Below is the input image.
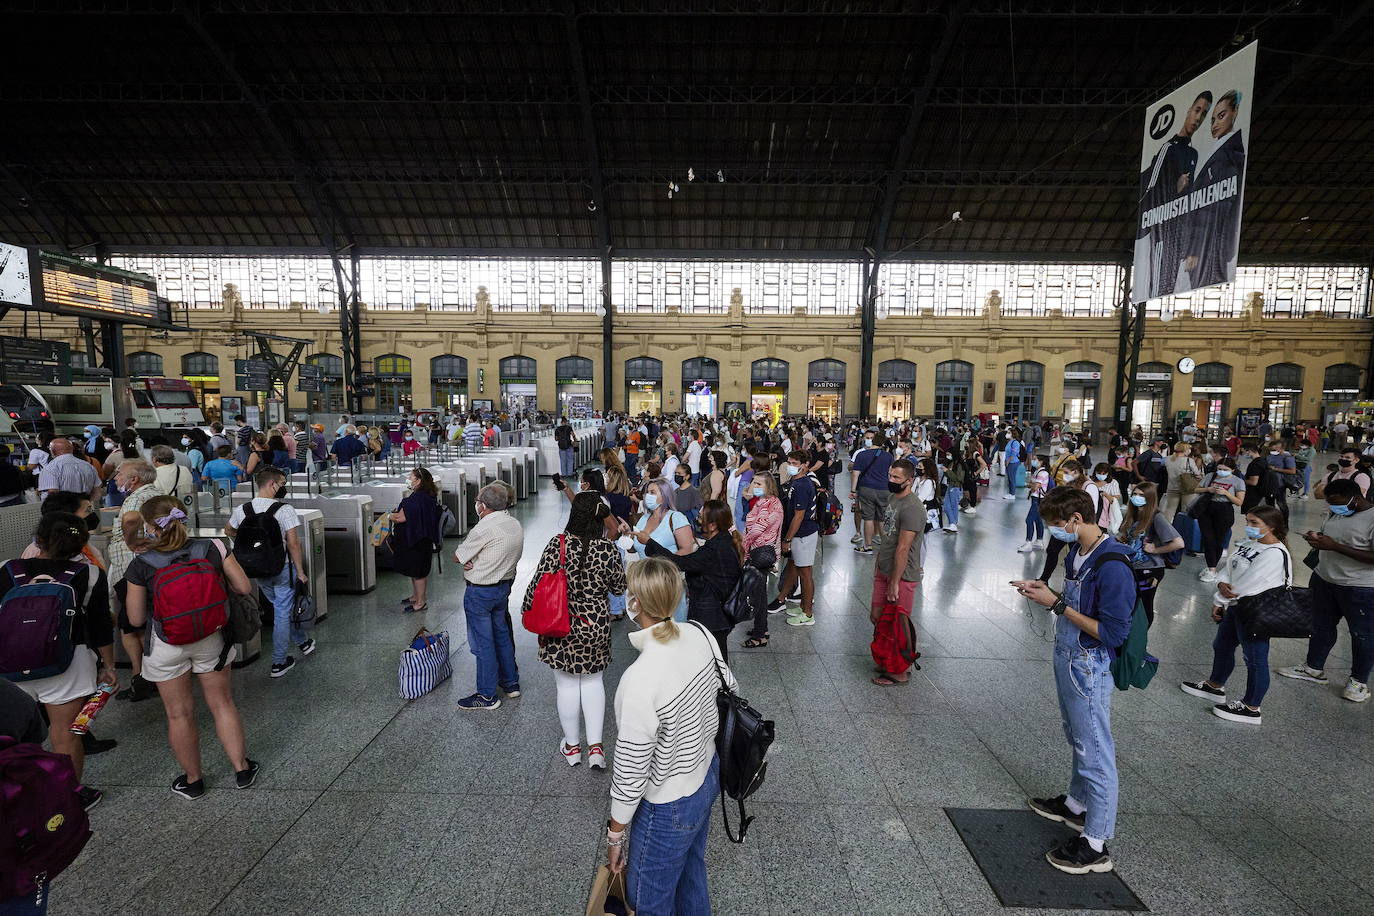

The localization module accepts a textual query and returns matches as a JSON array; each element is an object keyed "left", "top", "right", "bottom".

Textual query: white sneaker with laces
[
  {"left": 1343, "top": 678, "right": 1370, "bottom": 703},
  {"left": 943, "top": 525, "right": 958, "bottom": 533},
  {"left": 1277, "top": 664, "right": 1328, "bottom": 684},
  {"left": 964, "top": 507, "right": 978, "bottom": 516},
  {"left": 1002, "top": 494, "right": 1016, "bottom": 500},
  {"left": 1198, "top": 569, "right": 1218, "bottom": 583},
  {"left": 1017, "top": 541, "right": 1034, "bottom": 553}
]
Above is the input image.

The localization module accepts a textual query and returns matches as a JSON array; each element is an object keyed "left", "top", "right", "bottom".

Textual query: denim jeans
[
  {"left": 1025, "top": 496, "right": 1044, "bottom": 541},
  {"left": 1209, "top": 605, "right": 1271, "bottom": 706},
  {"left": 559, "top": 447, "right": 576, "bottom": 477},
  {"left": 463, "top": 580, "right": 519, "bottom": 697},
  {"left": 627, "top": 756, "right": 719, "bottom": 916},
  {"left": 1300, "top": 464, "right": 1312, "bottom": 496},
  {"left": 1307, "top": 573, "right": 1374, "bottom": 683},
  {"left": 942, "top": 485, "right": 962, "bottom": 527},
  {"left": 625, "top": 453, "right": 639, "bottom": 483},
  {"left": 1052, "top": 616, "right": 1118, "bottom": 842},
  {"left": 0, "top": 882, "right": 50, "bottom": 915},
  {"left": 1005, "top": 460, "right": 1020, "bottom": 495},
  {"left": 259, "top": 561, "right": 307, "bottom": 665}
]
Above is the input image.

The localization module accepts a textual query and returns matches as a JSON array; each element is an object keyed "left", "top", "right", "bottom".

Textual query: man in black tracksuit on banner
[{"left": 1138, "top": 91, "right": 1212, "bottom": 299}]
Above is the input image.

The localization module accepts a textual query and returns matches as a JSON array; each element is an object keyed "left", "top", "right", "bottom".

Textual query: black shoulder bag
[
  {"left": 691, "top": 622, "right": 775, "bottom": 844},
  {"left": 1234, "top": 549, "right": 1312, "bottom": 640}
]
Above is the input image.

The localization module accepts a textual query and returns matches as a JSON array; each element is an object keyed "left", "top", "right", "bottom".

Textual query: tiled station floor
[{"left": 59, "top": 457, "right": 1374, "bottom": 916}]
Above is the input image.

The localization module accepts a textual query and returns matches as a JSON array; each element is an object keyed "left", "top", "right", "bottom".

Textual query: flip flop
[
  {"left": 871, "top": 674, "right": 909, "bottom": 687},
  {"left": 743, "top": 636, "right": 769, "bottom": 648}
]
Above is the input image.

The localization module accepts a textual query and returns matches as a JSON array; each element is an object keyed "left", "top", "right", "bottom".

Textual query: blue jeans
[
  {"left": 1307, "top": 573, "right": 1374, "bottom": 683},
  {"left": 942, "top": 485, "right": 962, "bottom": 526},
  {"left": 463, "top": 580, "right": 518, "bottom": 697},
  {"left": 1300, "top": 464, "right": 1312, "bottom": 496},
  {"left": 1052, "top": 617, "right": 1118, "bottom": 842},
  {"left": 0, "top": 883, "right": 49, "bottom": 915},
  {"left": 627, "top": 756, "right": 719, "bottom": 916},
  {"left": 259, "top": 562, "right": 307, "bottom": 665},
  {"left": 559, "top": 447, "right": 575, "bottom": 477},
  {"left": 1005, "top": 460, "right": 1020, "bottom": 495},
  {"left": 625, "top": 453, "right": 639, "bottom": 483},
  {"left": 691, "top": 472, "right": 701, "bottom": 487},
  {"left": 1209, "top": 606, "right": 1271, "bottom": 707},
  {"left": 1026, "top": 496, "right": 1044, "bottom": 541}
]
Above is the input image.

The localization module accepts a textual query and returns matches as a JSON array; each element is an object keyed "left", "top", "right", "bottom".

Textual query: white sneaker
[
  {"left": 1342, "top": 678, "right": 1370, "bottom": 703},
  {"left": 560, "top": 742, "right": 582, "bottom": 767},
  {"left": 785, "top": 612, "right": 815, "bottom": 627},
  {"left": 1277, "top": 664, "right": 1329, "bottom": 684},
  {"left": 943, "top": 525, "right": 958, "bottom": 533},
  {"left": 1002, "top": 494, "right": 1016, "bottom": 500},
  {"left": 1017, "top": 541, "right": 1034, "bottom": 553},
  {"left": 850, "top": 534, "right": 863, "bottom": 544},
  {"left": 1198, "top": 569, "right": 1218, "bottom": 583},
  {"left": 587, "top": 744, "right": 607, "bottom": 769},
  {"left": 964, "top": 507, "right": 978, "bottom": 516}
]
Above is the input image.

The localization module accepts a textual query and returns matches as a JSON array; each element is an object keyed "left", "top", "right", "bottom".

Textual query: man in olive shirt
[{"left": 871, "top": 458, "right": 924, "bottom": 685}]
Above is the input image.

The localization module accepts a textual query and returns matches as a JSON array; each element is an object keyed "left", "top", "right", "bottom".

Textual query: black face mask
[
  {"left": 887, "top": 481, "right": 907, "bottom": 494},
  {"left": 1340, "top": 459, "right": 1354, "bottom": 468},
  {"left": 85, "top": 513, "right": 99, "bottom": 532}
]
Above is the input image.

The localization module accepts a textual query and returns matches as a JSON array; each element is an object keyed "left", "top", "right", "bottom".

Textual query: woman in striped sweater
[{"left": 607, "top": 557, "right": 738, "bottom": 915}]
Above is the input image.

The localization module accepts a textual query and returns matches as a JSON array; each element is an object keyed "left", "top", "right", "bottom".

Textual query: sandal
[
  {"left": 404, "top": 603, "right": 428, "bottom": 614},
  {"left": 743, "top": 636, "right": 769, "bottom": 648},
  {"left": 871, "top": 674, "right": 909, "bottom": 687}
]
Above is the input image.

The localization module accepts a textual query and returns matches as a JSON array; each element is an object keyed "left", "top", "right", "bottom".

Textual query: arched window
[
  {"left": 374, "top": 354, "right": 411, "bottom": 378},
  {"left": 1005, "top": 360, "right": 1044, "bottom": 385},
  {"left": 307, "top": 354, "right": 344, "bottom": 413},
  {"left": 1062, "top": 362, "right": 1102, "bottom": 433},
  {"left": 556, "top": 356, "right": 594, "bottom": 381},
  {"left": 751, "top": 359, "right": 788, "bottom": 385},
  {"left": 431, "top": 355, "right": 468, "bottom": 381},
  {"left": 431, "top": 355, "right": 469, "bottom": 412},
  {"left": 681, "top": 357, "right": 720, "bottom": 384},
  {"left": 1264, "top": 363, "right": 1303, "bottom": 390},
  {"left": 127, "top": 352, "right": 163, "bottom": 378},
  {"left": 1064, "top": 360, "right": 1102, "bottom": 377},
  {"left": 181, "top": 352, "right": 218, "bottom": 377},
  {"left": 1136, "top": 361, "right": 1172, "bottom": 379},
  {"left": 1005, "top": 360, "right": 1044, "bottom": 420},
  {"left": 1193, "top": 362, "right": 1231, "bottom": 388},
  {"left": 935, "top": 360, "right": 973, "bottom": 420},
  {"left": 372, "top": 354, "right": 412, "bottom": 413},
  {"left": 625, "top": 357, "right": 663, "bottom": 381},
  {"left": 878, "top": 359, "right": 916, "bottom": 387},
  {"left": 808, "top": 359, "right": 846, "bottom": 385},
  {"left": 1324, "top": 363, "right": 1363, "bottom": 394},
  {"left": 1264, "top": 363, "right": 1303, "bottom": 426},
  {"left": 500, "top": 355, "right": 537, "bottom": 380}
]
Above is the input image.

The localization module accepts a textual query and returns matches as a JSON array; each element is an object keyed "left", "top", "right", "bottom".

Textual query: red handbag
[{"left": 524, "top": 534, "right": 571, "bottom": 637}]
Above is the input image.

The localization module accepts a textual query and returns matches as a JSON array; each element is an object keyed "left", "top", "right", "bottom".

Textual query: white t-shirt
[
  {"left": 228, "top": 497, "right": 302, "bottom": 536},
  {"left": 684, "top": 440, "right": 703, "bottom": 473}
]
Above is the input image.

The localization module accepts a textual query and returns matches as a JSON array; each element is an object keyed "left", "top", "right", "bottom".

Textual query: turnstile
[{"left": 284, "top": 494, "right": 377, "bottom": 594}]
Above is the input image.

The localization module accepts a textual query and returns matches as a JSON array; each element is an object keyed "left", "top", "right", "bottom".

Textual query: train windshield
[{"left": 149, "top": 389, "right": 198, "bottom": 407}]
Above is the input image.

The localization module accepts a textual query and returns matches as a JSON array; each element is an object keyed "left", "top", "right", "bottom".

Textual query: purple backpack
[
  {"left": 0, "top": 561, "right": 83, "bottom": 682},
  {"left": 0, "top": 737, "right": 92, "bottom": 899}
]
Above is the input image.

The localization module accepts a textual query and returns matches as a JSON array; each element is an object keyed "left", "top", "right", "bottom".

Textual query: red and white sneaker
[
  {"left": 561, "top": 742, "right": 582, "bottom": 767},
  {"left": 588, "top": 744, "right": 607, "bottom": 770}
]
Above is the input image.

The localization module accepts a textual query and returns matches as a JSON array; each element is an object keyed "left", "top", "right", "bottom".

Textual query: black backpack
[
  {"left": 692, "top": 622, "right": 774, "bottom": 844},
  {"left": 233, "top": 502, "right": 287, "bottom": 579},
  {"left": 722, "top": 546, "right": 775, "bottom": 625}
]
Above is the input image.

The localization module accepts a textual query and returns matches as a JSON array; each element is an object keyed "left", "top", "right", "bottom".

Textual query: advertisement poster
[{"left": 1133, "top": 41, "right": 1257, "bottom": 303}]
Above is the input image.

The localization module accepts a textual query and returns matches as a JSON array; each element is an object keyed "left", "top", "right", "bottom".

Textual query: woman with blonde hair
[
  {"left": 605, "top": 557, "right": 737, "bottom": 913},
  {"left": 122, "top": 495, "right": 257, "bottom": 798}
]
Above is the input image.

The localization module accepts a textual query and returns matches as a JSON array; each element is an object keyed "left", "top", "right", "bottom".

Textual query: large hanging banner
[{"left": 1132, "top": 41, "right": 1257, "bottom": 303}]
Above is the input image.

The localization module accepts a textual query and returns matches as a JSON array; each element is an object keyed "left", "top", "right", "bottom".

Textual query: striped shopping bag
[{"left": 398, "top": 628, "right": 453, "bottom": 700}]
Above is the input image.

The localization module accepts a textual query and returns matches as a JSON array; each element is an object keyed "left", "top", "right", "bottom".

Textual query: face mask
[
  {"left": 643, "top": 494, "right": 660, "bottom": 511},
  {"left": 781, "top": 465, "right": 797, "bottom": 480},
  {"left": 1339, "top": 459, "right": 1353, "bottom": 468},
  {"left": 180, "top": 437, "right": 191, "bottom": 447},
  {"left": 1056, "top": 447, "right": 1068, "bottom": 455},
  {"left": 1244, "top": 525, "right": 1263, "bottom": 539},
  {"left": 1129, "top": 494, "right": 1147, "bottom": 507},
  {"left": 750, "top": 486, "right": 764, "bottom": 498},
  {"left": 1030, "top": 460, "right": 1040, "bottom": 469},
  {"left": 103, "top": 440, "right": 115, "bottom": 449},
  {"left": 1048, "top": 525, "right": 1078, "bottom": 543},
  {"left": 864, "top": 438, "right": 873, "bottom": 447},
  {"left": 887, "top": 480, "right": 906, "bottom": 494},
  {"left": 676, "top": 476, "right": 688, "bottom": 485},
  {"left": 85, "top": 513, "right": 99, "bottom": 531},
  {"left": 1216, "top": 468, "right": 1232, "bottom": 478},
  {"left": 1331, "top": 502, "right": 1356, "bottom": 517},
  {"left": 1095, "top": 473, "right": 1108, "bottom": 481},
  {"left": 1062, "top": 473, "right": 1078, "bottom": 483}
]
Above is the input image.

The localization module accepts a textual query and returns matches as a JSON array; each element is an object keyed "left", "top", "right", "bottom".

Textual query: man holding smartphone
[{"left": 1011, "top": 487, "right": 1135, "bottom": 875}]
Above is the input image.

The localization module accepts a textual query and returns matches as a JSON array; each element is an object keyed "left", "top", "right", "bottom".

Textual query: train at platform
[{"left": 0, "top": 373, "right": 205, "bottom": 441}]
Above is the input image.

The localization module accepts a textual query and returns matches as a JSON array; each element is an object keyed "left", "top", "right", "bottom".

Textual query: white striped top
[{"left": 610, "top": 621, "right": 736, "bottom": 824}]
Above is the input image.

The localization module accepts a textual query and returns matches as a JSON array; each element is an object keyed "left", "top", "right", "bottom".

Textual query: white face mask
[{"left": 1062, "top": 473, "right": 1078, "bottom": 483}]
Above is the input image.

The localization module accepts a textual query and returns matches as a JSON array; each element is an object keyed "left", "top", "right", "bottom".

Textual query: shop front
[
  {"left": 625, "top": 357, "right": 663, "bottom": 415},
  {"left": 373, "top": 354, "right": 413, "bottom": 415},
  {"left": 556, "top": 356, "right": 595, "bottom": 418},
  {"left": 1191, "top": 362, "right": 1231, "bottom": 430},
  {"left": 1131, "top": 362, "right": 1173, "bottom": 436},
  {"left": 181, "top": 352, "right": 222, "bottom": 423},
  {"left": 499, "top": 355, "right": 538, "bottom": 414},
  {"left": 430, "top": 355, "right": 469, "bottom": 414},
  {"left": 751, "top": 358, "right": 789, "bottom": 421},
  {"left": 934, "top": 360, "right": 972, "bottom": 422},
  {"left": 1263, "top": 363, "right": 1303, "bottom": 427},
  {"left": 681, "top": 357, "right": 720, "bottom": 417},
  {"left": 1321, "top": 364, "right": 1363, "bottom": 424},
  {"left": 1062, "top": 361, "right": 1101, "bottom": 435},
  {"left": 807, "top": 359, "right": 845, "bottom": 422},
  {"left": 877, "top": 359, "right": 915, "bottom": 422},
  {"left": 1004, "top": 361, "right": 1044, "bottom": 423},
  {"left": 306, "top": 354, "right": 345, "bottom": 415}
]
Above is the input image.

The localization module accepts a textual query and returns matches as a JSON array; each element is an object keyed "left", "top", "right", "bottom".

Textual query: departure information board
[
  {"left": 38, "top": 251, "right": 174, "bottom": 327},
  {"left": 0, "top": 336, "right": 71, "bottom": 386}
]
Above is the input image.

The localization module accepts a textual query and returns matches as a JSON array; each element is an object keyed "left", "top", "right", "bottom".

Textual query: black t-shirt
[
  {"left": 1137, "top": 450, "right": 1167, "bottom": 488},
  {"left": 555, "top": 423, "right": 574, "bottom": 450},
  {"left": 0, "top": 678, "right": 46, "bottom": 743},
  {"left": 0, "top": 559, "right": 111, "bottom": 650},
  {"left": 1245, "top": 455, "right": 1275, "bottom": 495}
]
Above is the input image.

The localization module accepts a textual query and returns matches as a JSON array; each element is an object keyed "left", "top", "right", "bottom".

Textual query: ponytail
[{"left": 730, "top": 529, "right": 746, "bottom": 564}]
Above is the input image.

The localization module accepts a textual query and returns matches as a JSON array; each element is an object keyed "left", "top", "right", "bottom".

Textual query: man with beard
[
  {"left": 1138, "top": 91, "right": 1212, "bottom": 299},
  {"left": 1184, "top": 89, "right": 1247, "bottom": 290}
]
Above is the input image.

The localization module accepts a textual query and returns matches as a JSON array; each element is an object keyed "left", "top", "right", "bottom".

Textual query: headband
[{"left": 155, "top": 507, "right": 187, "bottom": 528}]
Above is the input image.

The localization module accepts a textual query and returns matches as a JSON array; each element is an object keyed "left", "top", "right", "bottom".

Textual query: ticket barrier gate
[
  {"left": 360, "top": 465, "right": 469, "bottom": 538},
  {"left": 281, "top": 494, "right": 377, "bottom": 594},
  {"left": 487, "top": 447, "right": 537, "bottom": 498}
]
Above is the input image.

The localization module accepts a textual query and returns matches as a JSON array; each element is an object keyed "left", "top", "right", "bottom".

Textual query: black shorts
[{"left": 113, "top": 578, "right": 145, "bottom": 634}]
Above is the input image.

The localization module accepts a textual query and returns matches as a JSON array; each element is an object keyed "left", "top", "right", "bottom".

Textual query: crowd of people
[{"left": 4, "top": 406, "right": 1374, "bottom": 914}]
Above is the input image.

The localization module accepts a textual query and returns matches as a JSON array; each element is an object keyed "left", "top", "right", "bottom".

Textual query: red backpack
[
  {"left": 0, "top": 737, "right": 92, "bottom": 901},
  {"left": 870, "top": 603, "right": 921, "bottom": 676},
  {"left": 144, "top": 543, "right": 230, "bottom": 646}
]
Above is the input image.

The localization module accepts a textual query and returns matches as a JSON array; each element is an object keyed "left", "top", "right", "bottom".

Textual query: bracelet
[{"left": 1051, "top": 598, "right": 1068, "bottom": 616}]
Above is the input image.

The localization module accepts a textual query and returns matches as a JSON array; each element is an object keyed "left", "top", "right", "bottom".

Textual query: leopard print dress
[{"left": 523, "top": 533, "right": 626, "bottom": 675}]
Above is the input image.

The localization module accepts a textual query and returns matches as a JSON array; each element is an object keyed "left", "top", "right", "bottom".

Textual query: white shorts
[
  {"left": 15, "top": 646, "right": 97, "bottom": 706},
  {"left": 141, "top": 631, "right": 235, "bottom": 683},
  {"left": 789, "top": 532, "right": 819, "bottom": 568}
]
